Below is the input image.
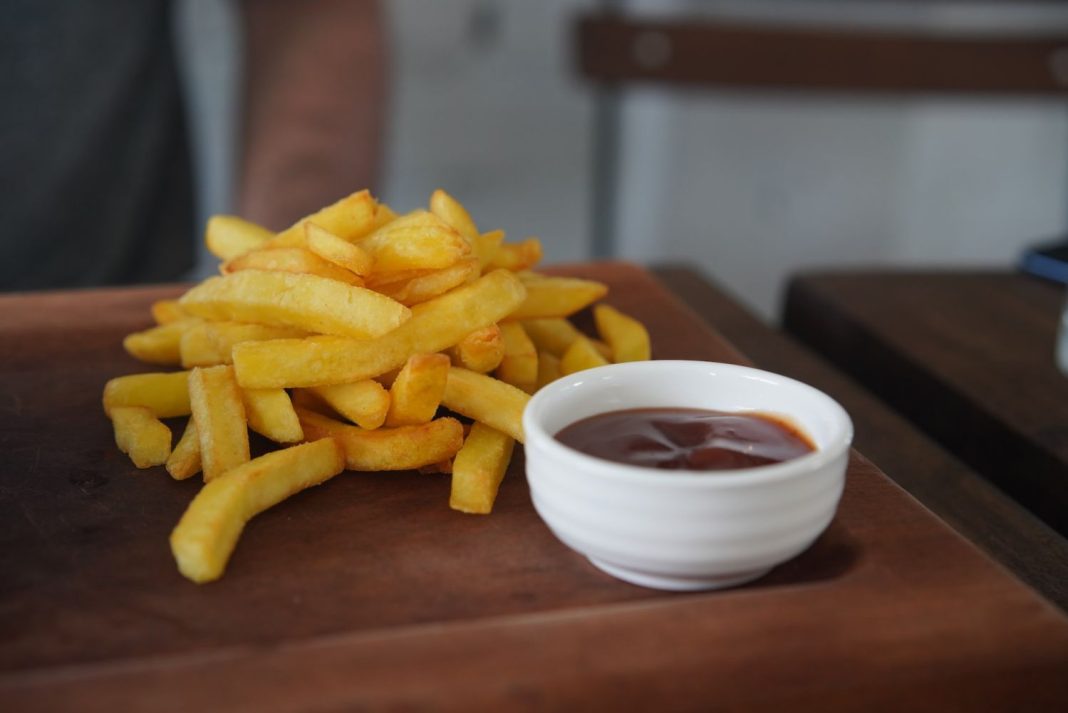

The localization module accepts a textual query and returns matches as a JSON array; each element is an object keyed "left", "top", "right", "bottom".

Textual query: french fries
[
  {"left": 104, "top": 187, "right": 654, "bottom": 582},
  {"left": 170, "top": 438, "right": 346, "bottom": 583}
]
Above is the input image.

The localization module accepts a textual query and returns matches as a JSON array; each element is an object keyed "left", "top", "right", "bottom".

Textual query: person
[{"left": 0, "top": 0, "right": 384, "bottom": 291}]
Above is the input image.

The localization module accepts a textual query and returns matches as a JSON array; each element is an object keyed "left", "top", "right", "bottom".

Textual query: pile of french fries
[{"left": 102, "top": 189, "right": 651, "bottom": 583}]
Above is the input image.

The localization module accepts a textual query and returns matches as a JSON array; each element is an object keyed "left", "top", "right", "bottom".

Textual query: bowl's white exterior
[{"left": 523, "top": 361, "right": 853, "bottom": 591}]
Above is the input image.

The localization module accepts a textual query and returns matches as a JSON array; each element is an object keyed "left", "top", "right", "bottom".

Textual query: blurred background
[{"left": 5, "top": 0, "right": 1068, "bottom": 319}]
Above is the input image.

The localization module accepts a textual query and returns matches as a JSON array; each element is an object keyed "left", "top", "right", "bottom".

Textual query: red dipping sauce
[{"left": 554, "top": 407, "right": 815, "bottom": 472}]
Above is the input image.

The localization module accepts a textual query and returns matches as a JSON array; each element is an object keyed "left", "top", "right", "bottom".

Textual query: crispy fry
[
  {"left": 507, "top": 276, "right": 608, "bottom": 320},
  {"left": 103, "top": 371, "right": 191, "bottom": 418},
  {"left": 522, "top": 318, "right": 581, "bottom": 357},
  {"left": 180, "top": 323, "right": 227, "bottom": 368},
  {"left": 305, "top": 223, "right": 374, "bottom": 276},
  {"left": 297, "top": 408, "right": 464, "bottom": 471},
  {"left": 241, "top": 388, "right": 303, "bottom": 443},
  {"left": 205, "top": 322, "right": 309, "bottom": 362},
  {"left": 233, "top": 270, "right": 525, "bottom": 388},
  {"left": 180, "top": 270, "right": 410, "bottom": 339},
  {"left": 594, "top": 304, "right": 651, "bottom": 362},
  {"left": 110, "top": 406, "right": 172, "bottom": 469},
  {"left": 560, "top": 335, "right": 609, "bottom": 375},
  {"left": 473, "top": 229, "right": 505, "bottom": 269},
  {"left": 309, "top": 380, "right": 390, "bottom": 430},
  {"left": 151, "top": 299, "right": 187, "bottom": 325},
  {"left": 449, "top": 423, "right": 514, "bottom": 514},
  {"left": 269, "top": 189, "right": 376, "bottom": 247},
  {"left": 222, "top": 247, "right": 363, "bottom": 286},
  {"left": 170, "top": 438, "right": 345, "bottom": 583},
  {"left": 189, "top": 365, "right": 250, "bottom": 481},
  {"left": 359, "top": 210, "right": 470, "bottom": 272},
  {"left": 441, "top": 367, "right": 528, "bottom": 443},
  {"left": 535, "top": 350, "right": 561, "bottom": 390},
  {"left": 367, "top": 258, "right": 480, "bottom": 306},
  {"left": 486, "top": 237, "right": 541, "bottom": 272},
  {"left": 373, "top": 202, "right": 398, "bottom": 229},
  {"left": 205, "top": 215, "right": 273, "bottom": 260},
  {"left": 447, "top": 325, "right": 504, "bottom": 374},
  {"left": 166, "top": 419, "right": 201, "bottom": 480},
  {"left": 123, "top": 318, "right": 201, "bottom": 366},
  {"left": 429, "top": 188, "right": 478, "bottom": 241},
  {"left": 496, "top": 322, "right": 537, "bottom": 393},
  {"left": 386, "top": 353, "right": 450, "bottom": 426}
]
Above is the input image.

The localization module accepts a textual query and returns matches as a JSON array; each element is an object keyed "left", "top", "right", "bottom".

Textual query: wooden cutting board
[{"left": 2, "top": 262, "right": 1067, "bottom": 711}]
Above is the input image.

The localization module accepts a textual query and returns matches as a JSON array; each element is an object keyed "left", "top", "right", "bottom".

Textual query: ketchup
[{"left": 554, "top": 407, "right": 814, "bottom": 472}]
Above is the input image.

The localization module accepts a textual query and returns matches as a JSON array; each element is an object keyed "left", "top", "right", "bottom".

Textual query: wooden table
[
  {"left": 784, "top": 271, "right": 1068, "bottom": 539},
  {"left": 3, "top": 263, "right": 1068, "bottom": 711}
]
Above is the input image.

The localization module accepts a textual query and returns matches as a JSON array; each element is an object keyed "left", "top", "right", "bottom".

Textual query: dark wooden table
[
  {"left": 3, "top": 264, "right": 1068, "bottom": 711},
  {"left": 783, "top": 270, "right": 1068, "bottom": 541}
]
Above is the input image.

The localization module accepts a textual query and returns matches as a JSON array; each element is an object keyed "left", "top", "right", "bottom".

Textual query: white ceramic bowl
[{"left": 523, "top": 360, "right": 852, "bottom": 591}]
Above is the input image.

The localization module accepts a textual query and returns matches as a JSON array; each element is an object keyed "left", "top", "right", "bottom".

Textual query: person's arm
[{"left": 238, "top": 0, "right": 386, "bottom": 230}]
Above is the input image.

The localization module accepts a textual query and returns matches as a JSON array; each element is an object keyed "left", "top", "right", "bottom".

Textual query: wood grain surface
[
  {"left": 784, "top": 270, "right": 1068, "bottom": 537},
  {"left": 2, "top": 263, "right": 1067, "bottom": 711}
]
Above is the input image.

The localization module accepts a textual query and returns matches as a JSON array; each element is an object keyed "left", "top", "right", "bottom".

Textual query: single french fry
[
  {"left": 241, "top": 388, "right": 303, "bottom": 443},
  {"left": 170, "top": 438, "right": 345, "bottom": 583},
  {"left": 305, "top": 223, "right": 374, "bottom": 276},
  {"left": 123, "top": 318, "right": 201, "bottom": 366},
  {"left": 359, "top": 210, "right": 470, "bottom": 272},
  {"left": 110, "top": 406, "right": 172, "bottom": 469},
  {"left": 233, "top": 270, "right": 526, "bottom": 388},
  {"left": 473, "top": 229, "right": 505, "bottom": 269},
  {"left": 429, "top": 188, "right": 478, "bottom": 241},
  {"left": 447, "top": 325, "right": 504, "bottom": 374},
  {"left": 297, "top": 408, "right": 464, "bottom": 471},
  {"left": 560, "top": 335, "right": 609, "bottom": 375},
  {"left": 180, "top": 323, "right": 227, "bottom": 368},
  {"left": 441, "top": 367, "right": 528, "bottom": 443},
  {"left": 386, "top": 353, "right": 450, "bottom": 426},
  {"left": 594, "top": 304, "right": 651, "bottom": 362},
  {"left": 450, "top": 422, "right": 514, "bottom": 514},
  {"left": 103, "top": 371, "right": 191, "bottom": 418},
  {"left": 205, "top": 215, "right": 273, "bottom": 260},
  {"left": 486, "top": 237, "right": 541, "bottom": 272},
  {"left": 535, "top": 350, "right": 561, "bottom": 390},
  {"left": 151, "top": 299, "right": 187, "bottom": 325},
  {"left": 368, "top": 258, "right": 479, "bottom": 306},
  {"left": 166, "top": 419, "right": 202, "bottom": 480},
  {"left": 506, "top": 276, "right": 608, "bottom": 321},
  {"left": 269, "top": 189, "right": 376, "bottom": 247},
  {"left": 189, "top": 365, "right": 250, "bottom": 481},
  {"left": 180, "top": 270, "right": 410, "bottom": 339},
  {"left": 496, "top": 322, "right": 537, "bottom": 393},
  {"left": 522, "top": 318, "right": 581, "bottom": 357},
  {"left": 222, "top": 247, "right": 363, "bottom": 286},
  {"left": 373, "top": 202, "right": 398, "bottom": 229},
  {"left": 309, "top": 380, "right": 390, "bottom": 430},
  {"left": 204, "top": 322, "right": 309, "bottom": 362}
]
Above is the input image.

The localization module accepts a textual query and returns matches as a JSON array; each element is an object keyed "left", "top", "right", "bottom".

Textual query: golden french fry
[
  {"left": 166, "top": 419, "right": 201, "bottom": 480},
  {"left": 536, "top": 350, "right": 561, "bottom": 390},
  {"left": 305, "top": 223, "right": 374, "bottom": 276},
  {"left": 189, "top": 365, "right": 249, "bottom": 481},
  {"left": 486, "top": 237, "right": 541, "bottom": 272},
  {"left": 522, "top": 318, "right": 581, "bottom": 357},
  {"left": 473, "top": 229, "right": 505, "bottom": 269},
  {"left": 151, "top": 299, "right": 187, "bottom": 325},
  {"left": 449, "top": 422, "right": 514, "bottom": 514},
  {"left": 123, "top": 318, "right": 201, "bottom": 366},
  {"left": 441, "top": 367, "right": 528, "bottom": 443},
  {"left": 103, "top": 371, "right": 191, "bottom": 418},
  {"left": 180, "top": 270, "right": 410, "bottom": 339},
  {"left": 594, "top": 304, "right": 651, "bottom": 362},
  {"left": 205, "top": 322, "right": 309, "bottom": 361},
  {"left": 205, "top": 215, "right": 273, "bottom": 260},
  {"left": 233, "top": 270, "right": 525, "bottom": 388},
  {"left": 269, "top": 189, "right": 376, "bottom": 247},
  {"left": 367, "top": 258, "right": 479, "bottom": 306},
  {"left": 496, "top": 322, "right": 537, "bottom": 393},
  {"left": 297, "top": 408, "right": 464, "bottom": 471},
  {"left": 241, "top": 388, "right": 303, "bottom": 443},
  {"left": 386, "top": 353, "right": 450, "bottom": 427},
  {"left": 372, "top": 202, "right": 398, "bottom": 229},
  {"left": 170, "top": 438, "right": 346, "bottom": 583},
  {"left": 180, "top": 323, "right": 227, "bottom": 368},
  {"left": 110, "top": 406, "right": 172, "bottom": 468},
  {"left": 359, "top": 210, "right": 470, "bottom": 272},
  {"left": 429, "top": 188, "right": 478, "bottom": 241},
  {"left": 222, "top": 247, "right": 363, "bottom": 286},
  {"left": 309, "top": 380, "right": 390, "bottom": 430},
  {"left": 447, "top": 325, "right": 505, "bottom": 374},
  {"left": 507, "top": 276, "right": 608, "bottom": 320},
  {"left": 560, "top": 335, "right": 609, "bottom": 375}
]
